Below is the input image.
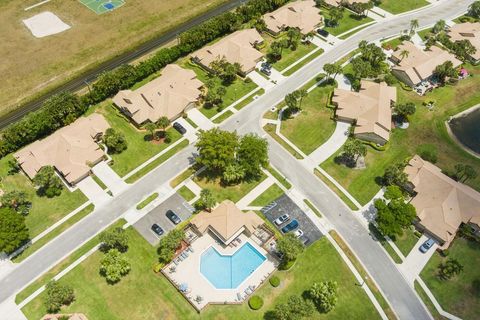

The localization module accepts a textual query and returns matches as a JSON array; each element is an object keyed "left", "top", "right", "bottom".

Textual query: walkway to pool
[{"left": 162, "top": 231, "right": 278, "bottom": 310}]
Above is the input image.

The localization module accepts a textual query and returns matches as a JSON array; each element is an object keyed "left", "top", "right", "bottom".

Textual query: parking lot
[
  {"left": 261, "top": 194, "right": 322, "bottom": 246},
  {"left": 133, "top": 193, "right": 194, "bottom": 245}
]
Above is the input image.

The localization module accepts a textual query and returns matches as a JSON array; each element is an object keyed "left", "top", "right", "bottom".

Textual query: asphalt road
[
  {"left": 0, "top": 0, "right": 246, "bottom": 129},
  {"left": 0, "top": 1, "right": 473, "bottom": 319}
]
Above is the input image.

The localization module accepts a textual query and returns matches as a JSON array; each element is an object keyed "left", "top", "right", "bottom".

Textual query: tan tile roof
[
  {"left": 448, "top": 22, "right": 480, "bottom": 60},
  {"left": 14, "top": 114, "right": 109, "bottom": 184},
  {"left": 42, "top": 314, "right": 88, "bottom": 320},
  {"left": 333, "top": 80, "right": 396, "bottom": 141},
  {"left": 392, "top": 42, "right": 462, "bottom": 85},
  {"left": 191, "top": 29, "right": 264, "bottom": 74},
  {"left": 263, "top": 0, "right": 323, "bottom": 34},
  {"left": 405, "top": 155, "right": 480, "bottom": 246},
  {"left": 190, "top": 200, "right": 264, "bottom": 244},
  {"left": 113, "top": 64, "right": 203, "bottom": 124}
]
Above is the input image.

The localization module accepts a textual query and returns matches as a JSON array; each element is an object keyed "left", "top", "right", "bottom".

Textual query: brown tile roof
[
  {"left": 333, "top": 80, "right": 396, "bottom": 141},
  {"left": 447, "top": 22, "right": 480, "bottom": 60},
  {"left": 263, "top": 0, "right": 323, "bottom": 34},
  {"left": 392, "top": 42, "right": 462, "bottom": 85},
  {"left": 191, "top": 29, "right": 264, "bottom": 74},
  {"left": 14, "top": 114, "right": 109, "bottom": 184},
  {"left": 113, "top": 64, "right": 203, "bottom": 124},
  {"left": 405, "top": 155, "right": 480, "bottom": 247},
  {"left": 190, "top": 200, "right": 264, "bottom": 244}
]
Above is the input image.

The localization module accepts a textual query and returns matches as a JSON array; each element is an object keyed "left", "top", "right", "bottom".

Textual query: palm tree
[
  {"left": 157, "top": 116, "right": 170, "bottom": 138},
  {"left": 144, "top": 122, "right": 157, "bottom": 141},
  {"left": 409, "top": 19, "right": 419, "bottom": 36},
  {"left": 297, "top": 89, "right": 308, "bottom": 109},
  {"left": 399, "top": 50, "right": 409, "bottom": 61}
]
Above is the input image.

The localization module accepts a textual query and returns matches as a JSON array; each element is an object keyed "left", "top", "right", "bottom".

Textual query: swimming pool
[{"left": 200, "top": 243, "right": 266, "bottom": 289}]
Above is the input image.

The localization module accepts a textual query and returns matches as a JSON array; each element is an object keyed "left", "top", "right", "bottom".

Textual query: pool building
[{"left": 162, "top": 200, "right": 279, "bottom": 311}]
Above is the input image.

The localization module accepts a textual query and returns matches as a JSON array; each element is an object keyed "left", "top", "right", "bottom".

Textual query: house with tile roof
[
  {"left": 332, "top": 80, "right": 396, "bottom": 145},
  {"left": 447, "top": 22, "right": 480, "bottom": 64},
  {"left": 113, "top": 64, "right": 203, "bottom": 126}
]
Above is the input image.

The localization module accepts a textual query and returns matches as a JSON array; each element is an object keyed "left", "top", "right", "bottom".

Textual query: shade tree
[
  {"left": 44, "top": 280, "right": 75, "bottom": 313},
  {"left": 103, "top": 128, "right": 128, "bottom": 154},
  {"left": 99, "top": 249, "right": 131, "bottom": 284},
  {"left": 0, "top": 207, "right": 29, "bottom": 254},
  {"left": 308, "top": 281, "right": 338, "bottom": 313},
  {"left": 33, "top": 166, "right": 63, "bottom": 198}
]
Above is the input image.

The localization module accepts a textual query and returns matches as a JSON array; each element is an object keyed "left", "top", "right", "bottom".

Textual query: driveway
[
  {"left": 91, "top": 161, "right": 128, "bottom": 195},
  {"left": 262, "top": 194, "right": 323, "bottom": 246},
  {"left": 76, "top": 176, "right": 111, "bottom": 206},
  {"left": 186, "top": 109, "right": 214, "bottom": 131},
  {"left": 398, "top": 235, "right": 438, "bottom": 285},
  {"left": 133, "top": 193, "right": 194, "bottom": 245}
]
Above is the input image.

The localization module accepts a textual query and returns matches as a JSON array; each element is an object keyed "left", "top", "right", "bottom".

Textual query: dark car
[
  {"left": 173, "top": 122, "right": 187, "bottom": 135},
  {"left": 281, "top": 219, "right": 299, "bottom": 233},
  {"left": 151, "top": 223, "right": 164, "bottom": 236},
  {"left": 166, "top": 210, "right": 181, "bottom": 225},
  {"left": 261, "top": 62, "right": 272, "bottom": 70},
  {"left": 317, "top": 28, "right": 329, "bottom": 37},
  {"left": 419, "top": 238, "right": 435, "bottom": 253}
]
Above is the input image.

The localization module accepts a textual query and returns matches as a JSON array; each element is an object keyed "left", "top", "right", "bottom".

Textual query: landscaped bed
[
  {"left": 420, "top": 237, "right": 480, "bottom": 320},
  {"left": 280, "top": 82, "right": 336, "bottom": 155},
  {"left": 322, "top": 64, "right": 480, "bottom": 205}
]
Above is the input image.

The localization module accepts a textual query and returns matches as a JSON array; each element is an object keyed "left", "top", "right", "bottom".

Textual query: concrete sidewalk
[
  {"left": 236, "top": 176, "right": 275, "bottom": 209},
  {"left": 309, "top": 121, "right": 350, "bottom": 165},
  {"left": 92, "top": 161, "right": 128, "bottom": 195}
]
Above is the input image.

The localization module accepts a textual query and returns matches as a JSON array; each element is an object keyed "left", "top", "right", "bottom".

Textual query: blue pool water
[{"left": 200, "top": 243, "right": 266, "bottom": 289}]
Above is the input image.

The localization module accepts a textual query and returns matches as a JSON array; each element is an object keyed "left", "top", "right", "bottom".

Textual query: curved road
[
  {"left": 0, "top": 1, "right": 473, "bottom": 319},
  {"left": 0, "top": 0, "right": 245, "bottom": 129}
]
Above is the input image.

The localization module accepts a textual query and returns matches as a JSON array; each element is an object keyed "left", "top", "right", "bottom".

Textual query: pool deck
[{"left": 162, "top": 232, "right": 278, "bottom": 310}]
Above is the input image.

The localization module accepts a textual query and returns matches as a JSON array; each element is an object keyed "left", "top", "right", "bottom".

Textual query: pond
[{"left": 449, "top": 106, "right": 480, "bottom": 156}]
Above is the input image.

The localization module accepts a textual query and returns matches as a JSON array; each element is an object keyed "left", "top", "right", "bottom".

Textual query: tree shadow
[{"left": 333, "top": 154, "right": 356, "bottom": 168}]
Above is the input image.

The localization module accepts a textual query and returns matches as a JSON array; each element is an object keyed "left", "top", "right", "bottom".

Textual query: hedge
[
  {"left": 248, "top": 295, "right": 264, "bottom": 310},
  {"left": 0, "top": 0, "right": 290, "bottom": 157}
]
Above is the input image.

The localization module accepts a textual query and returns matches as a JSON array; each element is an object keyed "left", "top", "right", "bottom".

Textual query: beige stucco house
[
  {"left": 190, "top": 200, "right": 265, "bottom": 245},
  {"left": 391, "top": 42, "right": 462, "bottom": 87},
  {"left": 191, "top": 28, "right": 264, "bottom": 76},
  {"left": 113, "top": 64, "right": 203, "bottom": 126},
  {"left": 263, "top": 0, "right": 323, "bottom": 36},
  {"left": 405, "top": 155, "right": 480, "bottom": 248},
  {"left": 14, "top": 114, "right": 110, "bottom": 186},
  {"left": 332, "top": 80, "right": 396, "bottom": 145},
  {"left": 447, "top": 22, "right": 480, "bottom": 64}
]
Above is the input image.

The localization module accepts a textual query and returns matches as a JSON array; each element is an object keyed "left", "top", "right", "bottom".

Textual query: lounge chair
[
  {"left": 237, "top": 238, "right": 242, "bottom": 244},
  {"left": 173, "top": 260, "right": 179, "bottom": 266},
  {"left": 184, "top": 251, "right": 189, "bottom": 257},
  {"left": 236, "top": 292, "right": 243, "bottom": 301},
  {"left": 178, "top": 255, "right": 184, "bottom": 261},
  {"left": 190, "top": 247, "right": 194, "bottom": 252}
]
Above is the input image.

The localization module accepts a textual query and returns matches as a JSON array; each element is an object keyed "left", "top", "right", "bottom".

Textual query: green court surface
[{"left": 79, "top": 0, "right": 125, "bottom": 14}]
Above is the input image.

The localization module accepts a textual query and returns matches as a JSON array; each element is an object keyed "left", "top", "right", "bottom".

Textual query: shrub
[
  {"left": 269, "top": 276, "right": 280, "bottom": 287},
  {"left": 152, "top": 262, "right": 164, "bottom": 273},
  {"left": 44, "top": 281, "right": 75, "bottom": 313},
  {"left": 103, "top": 128, "right": 128, "bottom": 154},
  {"left": 248, "top": 295, "right": 264, "bottom": 310}
]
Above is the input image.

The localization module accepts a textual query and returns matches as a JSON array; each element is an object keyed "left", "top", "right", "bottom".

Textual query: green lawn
[
  {"left": 264, "top": 124, "right": 304, "bottom": 159},
  {"left": 180, "top": 60, "right": 258, "bottom": 118},
  {"left": 314, "top": 169, "right": 359, "bottom": 211},
  {"left": 283, "top": 48, "right": 324, "bottom": 76},
  {"left": 194, "top": 171, "right": 267, "bottom": 203},
  {"left": 22, "top": 230, "right": 381, "bottom": 320},
  {"left": 249, "top": 184, "right": 284, "bottom": 206},
  {"left": 392, "top": 227, "right": 420, "bottom": 257},
  {"left": 136, "top": 193, "right": 159, "bottom": 210},
  {"left": 420, "top": 237, "right": 480, "bottom": 320},
  {"left": 381, "top": 37, "right": 402, "bottom": 51},
  {"left": 170, "top": 167, "right": 196, "bottom": 188},
  {"left": 378, "top": 0, "right": 430, "bottom": 14},
  {"left": 12, "top": 204, "right": 95, "bottom": 263},
  {"left": 273, "top": 43, "right": 317, "bottom": 72},
  {"left": 368, "top": 224, "right": 403, "bottom": 264},
  {"left": 321, "top": 64, "right": 480, "bottom": 204},
  {"left": 323, "top": 11, "right": 374, "bottom": 36},
  {"left": 265, "top": 165, "right": 292, "bottom": 189},
  {"left": 280, "top": 82, "right": 336, "bottom": 155},
  {"left": 234, "top": 88, "right": 265, "bottom": 110},
  {"left": 0, "top": 155, "right": 88, "bottom": 239},
  {"left": 92, "top": 102, "right": 182, "bottom": 177},
  {"left": 213, "top": 110, "right": 234, "bottom": 124},
  {"left": 414, "top": 281, "right": 450, "bottom": 320},
  {"left": 177, "top": 185, "right": 195, "bottom": 202}
]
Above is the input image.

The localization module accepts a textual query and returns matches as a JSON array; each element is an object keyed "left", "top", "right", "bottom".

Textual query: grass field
[
  {"left": 264, "top": 124, "right": 304, "bottom": 159},
  {"left": 177, "top": 185, "right": 195, "bottom": 201},
  {"left": 323, "top": 10, "right": 374, "bottom": 36},
  {"left": 22, "top": 229, "right": 381, "bottom": 320},
  {"left": 322, "top": 64, "right": 480, "bottom": 204},
  {"left": 280, "top": 82, "right": 336, "bottom": 155},
  {"left": 378, "top": 0, "right": 430, "bottom": 14},
  {"left": 0, "top": 0, "right": 227, "bottom": 117},
  {"left": 249, "top": 184, "right": 284, "bottom": 206},
  {"left": 194, "top": 171, "right": 267, "bottom": 204},
  {"left": 283, "top": 48, "right": 324, "bottom": 76},
  {"left": 92, "top": 102, "right": 182, "bottom": 177},
  {"left": 0, "top": 155, "right": 88, "bottom": 240},
  {"left": 420, "top": 237, "right": 480, "bottom": 320},
  {"left": 392, "top": 228, "right": 420, "bottom": 257}
]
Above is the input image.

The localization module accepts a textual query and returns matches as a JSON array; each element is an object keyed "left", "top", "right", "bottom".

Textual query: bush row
[{"left": 0, "top": 0, "right": 290, "bottom": 157}]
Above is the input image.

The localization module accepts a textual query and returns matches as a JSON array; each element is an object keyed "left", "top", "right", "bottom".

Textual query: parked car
[
  {"left": 151, "top": 223, "right": 164, "bottom": 236},
  {"left": 166, "top": 210, "right": 181, "bottom": 224},
  {"left": 419, "top": 238, "right": 435, "bottom": 253},
  {"left": 260, "top": 68, "right": 271, "bottom": 76},
  {"left": 293, "top": 229, "right": 304, "bottom": 238},
  {"left": 173, "top": 122, "right": 187, "bottom": 134},
  {"left": 261, "top": 62, "right": 272, "bottom": 70},
  {"left": 274, "top": 214, "right": 290, "bottom": 226},
  {"left": 281, "top": 219, "right": 299, "bottom": 233},
  {"left": 317, "top": 28, "right": 329, "bottom": 37}
]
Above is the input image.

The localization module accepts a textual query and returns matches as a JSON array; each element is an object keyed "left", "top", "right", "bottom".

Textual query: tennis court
[{"left": 79, "top": 0, "right": 125, "bottom": 14}]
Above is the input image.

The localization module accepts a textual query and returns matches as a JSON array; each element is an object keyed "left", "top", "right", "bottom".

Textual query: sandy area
[{"left": 23, "top": 11, "right": 70, "bottom": 38}]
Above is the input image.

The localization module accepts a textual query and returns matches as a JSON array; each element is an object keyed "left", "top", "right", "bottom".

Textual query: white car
[
  {"left": 274, "top": 214, "right": 290, "bottom": 226},
  {"left": 293, "top": 229, "right": 304, "bottom": 238}
]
